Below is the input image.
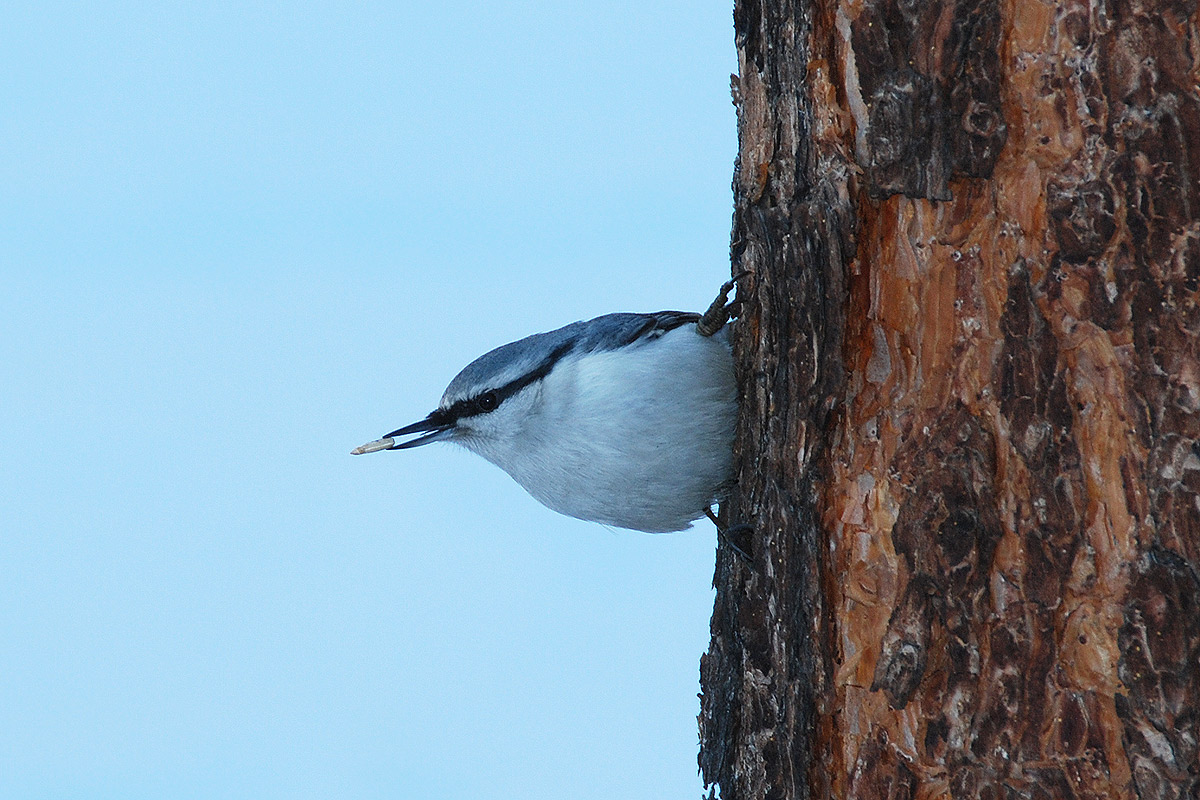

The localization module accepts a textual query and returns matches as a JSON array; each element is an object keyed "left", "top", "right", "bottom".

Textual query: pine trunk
[{"left": 699, "top": 0, "right": 1200, "bottom": 798}]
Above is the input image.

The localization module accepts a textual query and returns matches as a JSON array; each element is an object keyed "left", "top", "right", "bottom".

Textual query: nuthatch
[{"left": 353, "top": 279, "right": 741, "bottom": 533}]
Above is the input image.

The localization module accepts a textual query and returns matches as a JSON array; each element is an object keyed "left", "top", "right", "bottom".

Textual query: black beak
[
  {"left": 351, "top": 413, "right": 453, "bottom": 455},
  {"left": 383, "top": 416, "right": 454, "bottom": 449}
]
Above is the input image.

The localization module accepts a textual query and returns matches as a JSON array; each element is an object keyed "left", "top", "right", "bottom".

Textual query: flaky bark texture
[{"left": 699, "top": 0, "right": 1200, "bottom": 798}]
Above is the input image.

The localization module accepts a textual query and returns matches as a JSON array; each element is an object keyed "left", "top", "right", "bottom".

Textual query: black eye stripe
[
  {"left": 444, "top": 340, "right": 575, "bottom": 421},
  {"left": 433, "top": 312, "right": 702, "bottom": 426}
]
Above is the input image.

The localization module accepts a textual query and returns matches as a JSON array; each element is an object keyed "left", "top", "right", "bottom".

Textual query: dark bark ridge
[{"left": 699, "top": 0, "right": 852, "bottom": 797}]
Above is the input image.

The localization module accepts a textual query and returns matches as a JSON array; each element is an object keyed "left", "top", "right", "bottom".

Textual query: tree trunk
[{"left": 699, "top": 0, "right": 1200, "bottom": 797}]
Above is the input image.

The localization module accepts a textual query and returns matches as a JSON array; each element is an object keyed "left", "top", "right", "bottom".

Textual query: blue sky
[{"left": 2, "top": 3, "right": 736, "bottom": 798}]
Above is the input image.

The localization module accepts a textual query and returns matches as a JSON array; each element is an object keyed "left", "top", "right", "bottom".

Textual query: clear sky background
[{"left": 1, "top": 2, "right": 736, "bottom": 798}]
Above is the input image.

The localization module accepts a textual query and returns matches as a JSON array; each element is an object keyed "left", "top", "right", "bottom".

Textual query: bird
[{"left": 352, "top": 279, "right": 741, "bottom": 533}]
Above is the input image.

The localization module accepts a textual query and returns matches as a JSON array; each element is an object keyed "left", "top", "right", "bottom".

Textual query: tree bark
[{"left": 699, "top": 0, "right": 1200, "bottom": 798}]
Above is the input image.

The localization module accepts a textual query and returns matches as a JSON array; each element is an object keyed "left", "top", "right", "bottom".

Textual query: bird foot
[
  {"left": 704, "top": 507, "right": 753, "bottom": 562},
  {"left": 696, "top": 271, "right": 750, "bottom": 337}
]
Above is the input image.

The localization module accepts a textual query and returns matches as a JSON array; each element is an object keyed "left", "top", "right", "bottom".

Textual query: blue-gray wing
[
  {"left": 441, "top": 310, "right": 701, "bottom": 407},
  {"left": 571, "top": 311, "right": 701, "bottom": 353}
]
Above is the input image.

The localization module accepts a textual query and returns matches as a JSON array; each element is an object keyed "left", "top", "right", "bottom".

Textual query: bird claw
[
  {"left": 697, "top": 271, "right": 751, "bottom": 337},
  {"left": 704, "top": 506, "right": 754, "bottom": 563},
  {"left": 719, "top": 524, "right": 754, "bottom": 563}
]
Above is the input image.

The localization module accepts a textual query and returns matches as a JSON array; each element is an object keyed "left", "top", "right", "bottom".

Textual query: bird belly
[{"left": 500, "top": 326, "right": 737, "bottom": 532}]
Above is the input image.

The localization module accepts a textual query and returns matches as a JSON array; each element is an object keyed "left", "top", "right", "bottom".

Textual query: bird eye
[{"left": 475, "top": 391, "right": 500, "bottom": 413}]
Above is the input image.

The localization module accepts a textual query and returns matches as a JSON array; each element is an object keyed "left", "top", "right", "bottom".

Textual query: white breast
[{"left": 464, "top": 324, "right": 737, "bottom": 532}]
